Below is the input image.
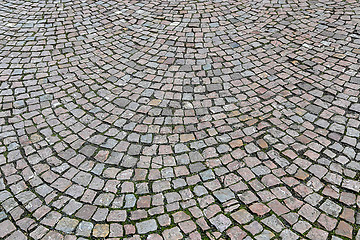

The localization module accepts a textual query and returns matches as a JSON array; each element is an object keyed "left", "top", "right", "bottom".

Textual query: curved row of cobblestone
[{"left": 0, "top": 0, "right": 360, "bottom": 239}]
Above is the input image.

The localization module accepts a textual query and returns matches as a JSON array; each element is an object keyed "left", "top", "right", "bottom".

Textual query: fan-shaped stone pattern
[{"left": 0, "top": 0, "right": 360, "bottom": 239}]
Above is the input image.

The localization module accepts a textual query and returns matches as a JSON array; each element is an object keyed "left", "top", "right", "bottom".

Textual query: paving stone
[
  {"left": 109, "top": 223, "right": 123, "bottom": 237},
  {"left": 342, "top": 179, "right": 360, "bottom": 192},
  {"left": 231, "top": 209, "right": 254, "bottom": 224},
  {"left": 178, "top": 220, "right": 197, "bottom": 234},
  {"left": 298, "top": 204, "right": 321, "bottom": 222},
  {"left": 317, "top": 214, "right": 337, "bottom": 231},
  {"left": 335, "top": 220, "right": 353, "bottom": 238},
  {"left": 319, "top": 199, "right": 342, "bottom": 217},
  {"left": 6, "top": 230, "right": 27, "bottom": 240},
  {"left": 255, "top": 230, "right": 275, "bottom": 240},
  {"left": 244, "top": 221, "right": 263, "bottom": 235},
  {"left": 350, "top": 103, "right": 360, "bottom": 113},
  {"left": 0, "top": 220, "right": 16, "bottom": 238},
  {"left": 261, "top": 214, "right": 285, "bottom": 233},
  {"left": 210, "top": 214, "right": 232, "bottom": 232},
  {"left": 55, "top": 217, "right": 79, "bottom": 233},
  {"left": 162, "top": 227, "right": 182, "bottom": 240},
  {"left": 124, "top": 194, "right": 137, "bottom": 208},
  {"left": 136, "top": 219, "right": 158, "bottom": 234},
  {"left": 213, "top": 188, "right": 235, "bottom": 203},
  {"left": 307, "top": 228, "right": 328, "bottom": 240},
  {"left": 249, "top": 203, "right": 270, "bottom": 216},
  {"left": 93, "top": 224, "right": 109, "bottom": 238},
  {"left": 226, "top": 226, "right": 247, "bottom": 240},
  {"left": 280, "top": 229, "right": 299, "bottom": 240},
  {"left": 293, "top": 220, "right": 312, "bottom": 234},
  {"left": 76, "top": 221, "right": 93, "bottom": 237}
]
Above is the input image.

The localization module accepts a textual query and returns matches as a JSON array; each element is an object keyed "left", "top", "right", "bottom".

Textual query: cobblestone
[{"left": 0, "top": 0, "right": 360, "bottom": 239}]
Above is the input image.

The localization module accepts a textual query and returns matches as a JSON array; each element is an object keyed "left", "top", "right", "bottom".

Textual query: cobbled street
[{"left": 0, "top": 0, "right": 360, "bottom": 239}]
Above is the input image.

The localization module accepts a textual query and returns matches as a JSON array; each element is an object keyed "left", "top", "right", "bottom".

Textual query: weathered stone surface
[
  {"left": 136, "top": 219, "right": 158, "bottom": 234},
  {"left": 55, "top": 217, "right": 79, "bottom": 233},
  {"left": 1, "top": 1, "right": 359, "bottom": 239}
]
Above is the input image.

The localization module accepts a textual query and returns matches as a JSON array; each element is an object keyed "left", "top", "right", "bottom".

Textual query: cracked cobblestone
[{"left": 0, "top": 0, "right": 360, "bottom": 239}]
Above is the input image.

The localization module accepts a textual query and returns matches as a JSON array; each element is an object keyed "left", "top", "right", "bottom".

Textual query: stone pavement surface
[{"left": 0, "top": 0, "right": 360, "bottom": 239}]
